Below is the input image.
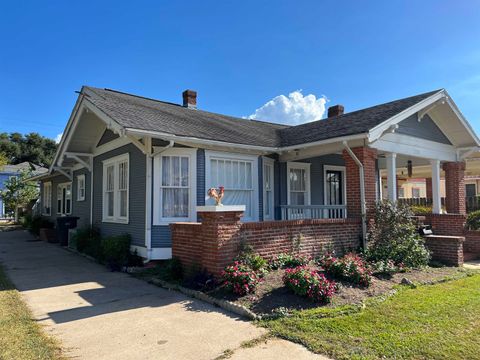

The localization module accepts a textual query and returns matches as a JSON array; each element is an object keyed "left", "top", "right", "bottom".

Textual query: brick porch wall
[
  {"left": 464, "top": 230, "right": 480, "bottom": 254},
  {"left": 422, "top": 213, "right": 466, "bottom": 236},
  {"left": 424, "top": 235, "right": 465, "bottom": 266},
  {"left": 171, "top": 211, "right": 362, "bottom": 277}
]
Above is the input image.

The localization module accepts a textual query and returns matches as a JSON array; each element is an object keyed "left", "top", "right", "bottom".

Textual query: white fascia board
[
  {"left": 279, "top": 133, "right": 368, "bottom": 152},
  {"left": 368, "top": 90, "right": 446, "bottom": 143},
  {"left": 370, "top": 133, "right": 458, "bottom": 162}
]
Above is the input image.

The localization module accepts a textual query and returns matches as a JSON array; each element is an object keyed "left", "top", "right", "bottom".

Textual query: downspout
[
  {"left": 144, "top": 139, "right": 174, "bottom": 262},
  {"left": 343, "top": 141, "right": 367, "bottom": 248},
  {"left": 89, "top": 159, "right": 94, "bottom": 226}
]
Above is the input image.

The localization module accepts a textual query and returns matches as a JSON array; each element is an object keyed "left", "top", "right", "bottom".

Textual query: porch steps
[{"left": 464, "top": 252, "right": 480, "bottom": 262}]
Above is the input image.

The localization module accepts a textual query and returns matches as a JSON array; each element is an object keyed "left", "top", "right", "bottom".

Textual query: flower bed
[
  {"left": 221, "top": 261, "right": 260, "bottom": 295},
  {"left": 283, "top": 266, "right": 337, "bottom": 303},
  {"left": 317, "top": 252, "right": 372, "bottom": 287}
]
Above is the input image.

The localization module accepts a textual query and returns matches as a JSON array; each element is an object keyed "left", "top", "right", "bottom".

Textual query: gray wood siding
[
  {"left": 72, "top": 168, "right": 91, "bottom": 228},
  {"left": 397, "top": 113, "right": 452, "bottom": 145},
  {"left": 93, "top": 144, "right": 146, "bottom": 247}
]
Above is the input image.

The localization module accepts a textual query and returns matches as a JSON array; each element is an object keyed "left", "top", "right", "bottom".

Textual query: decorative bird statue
[{"left": 207, "top": 186, "right": 225, "bottom": 206}]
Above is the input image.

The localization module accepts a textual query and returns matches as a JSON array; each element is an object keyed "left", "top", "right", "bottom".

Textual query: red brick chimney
[
  {"left": 182, "top": 89, "right": 197, "bottom": 109},
  {"left": 328, "top": 104, "right": 344, "bottom": 118}
]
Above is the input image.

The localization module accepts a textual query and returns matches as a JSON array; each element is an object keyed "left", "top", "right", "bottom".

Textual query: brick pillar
[
  {"left": 342, "top": 147, "right": 378, "bottom": 218},
  {"left": 442, "top": 162, "right": 466, "bottom": 215},
  {"left": 198, "top": 210, "right": 244, "bottom": 276},
  {"left": 426, "top": 178, "right": 433, "bottom": 199}
]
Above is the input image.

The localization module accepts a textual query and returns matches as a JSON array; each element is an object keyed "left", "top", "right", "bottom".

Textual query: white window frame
[
  {"left": 205, "top": 150, "right": 259, "bottom": 221},
  {"left": 102, "top": 153, "right": 129, "bottom": 224},
  {"left": 153, "top": 148, "right": 197, "bottom": 225},
  {"left": 77, "top": 174, "right": 86, "bottom": 201},
  {"left": 42, "top": 182, "right": 52, "bottom": 216},
  {"left": 262, "top": 157, "right": 275, "bottom": 220},
  {"left": 323, "top": 165, "right": 347, "bottom": 206},
  {"left": 56, "top": 182, "right": 72, "bottom": 215},
  {"left": 287, "top": 162, "right": 311, "bottom": 206}
]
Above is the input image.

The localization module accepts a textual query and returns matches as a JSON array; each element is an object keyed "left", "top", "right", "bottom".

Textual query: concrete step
[{"left": 464, "top": 252, "right": 480, "bottom": 261}]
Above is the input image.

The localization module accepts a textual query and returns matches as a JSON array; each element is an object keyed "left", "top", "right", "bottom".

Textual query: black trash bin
[{"left": 56, "top": 216, "right": 80, "bottom": 246}]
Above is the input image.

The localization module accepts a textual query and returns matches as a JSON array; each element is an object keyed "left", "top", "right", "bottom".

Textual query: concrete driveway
[{"left": 0, "top": 230, "right": 325, "bottom": 360}]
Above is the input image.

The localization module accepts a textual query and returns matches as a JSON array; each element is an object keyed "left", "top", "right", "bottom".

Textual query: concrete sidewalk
[{"left": 0, "top": 230, "right": 325, "bottom": 360}]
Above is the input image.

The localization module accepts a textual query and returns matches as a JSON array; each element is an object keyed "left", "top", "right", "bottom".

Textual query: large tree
[
  {"left": 1, "top": 169, "right": 39, "bottom": 222},
  {"left": 0, "top": 132, "right": 57, "bottom": 167}
]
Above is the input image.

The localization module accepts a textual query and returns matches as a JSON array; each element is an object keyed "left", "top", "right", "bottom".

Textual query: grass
[
  {"left": 0, "top": 263, "right": 64, "bottom": 360},
  {"left": 262, "top": 273, "right": 480, "bottom": 360}
]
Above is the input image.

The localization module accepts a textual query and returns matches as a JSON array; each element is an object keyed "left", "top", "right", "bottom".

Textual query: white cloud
[
  {"left": 55, "top": 133, "right": 63, "bottom": 144},
  {"left": 247, "top": 90, "right": 327, "bottom": 125}
]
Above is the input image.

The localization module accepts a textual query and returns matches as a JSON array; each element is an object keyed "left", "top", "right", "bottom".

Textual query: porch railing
[{"left": 280, "top": 205, "right": 347, "bottom": 220}]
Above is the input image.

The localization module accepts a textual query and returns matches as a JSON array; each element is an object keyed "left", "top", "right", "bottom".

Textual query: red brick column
[
  {"left": 426, "top": 178, "right": 433, "bottom": 200},
  {"left": 342, "top": 147, "right": 378, "bottom": 218},
  {"left": 442, "top": 162, "right": 466, "bottom": 215},
  {"left": 198, "top": 210, "right": 244, "bottom": 276}
]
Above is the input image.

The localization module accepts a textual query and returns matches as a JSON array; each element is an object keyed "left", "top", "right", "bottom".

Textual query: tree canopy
[
  {"left": 0, "top": 169, "right": 39, "bottom": 221},
  {"left": 0, "top": 132, "right": 57, "bottom": 167}
]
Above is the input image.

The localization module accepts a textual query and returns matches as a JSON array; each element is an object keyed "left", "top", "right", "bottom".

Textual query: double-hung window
[
  {"left": 263, "top": 157, "right": 275, "bottom": 220},
  {"left": 77, "top": 174, "right": 86, "bottom": 201},
  {"left": 102, "top": 153, "right": 129, "bottom": 223},
  {"left": 57, "top": 182, "right": 72, "bottom": 215},
  {"left": 43, "top": 182, "right": 52, "bottom": 215},
  {"left": 205, "top": 151, "right": 258, "bottom": 221},
  {"left": 154, "top": 148, "right": 197, "bottom": 224},
  {"left": 287, "top": 162, "right": 310, "bottom": 206}
]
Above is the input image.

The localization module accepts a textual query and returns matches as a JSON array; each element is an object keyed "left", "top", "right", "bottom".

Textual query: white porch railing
[{"left": 280, "top": 205, "right": 347, "bottom": 220}]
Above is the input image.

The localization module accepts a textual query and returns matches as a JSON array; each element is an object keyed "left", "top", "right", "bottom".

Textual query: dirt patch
[{"left": 208, "top": 266, "right": 468, "bottom": 316}]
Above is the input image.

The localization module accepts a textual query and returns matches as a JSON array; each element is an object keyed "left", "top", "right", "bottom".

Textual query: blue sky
[{"left": 1, "top": 1, "right": 480, "bottom": 140}]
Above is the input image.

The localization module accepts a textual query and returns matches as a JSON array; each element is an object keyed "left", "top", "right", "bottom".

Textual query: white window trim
[
  {"left": 153, "top": 148, "right": 197, "bottom": 225},
  {"left": 323, "top": 165, "right": 347, "bottom": 206},
  {"left": 205, "top": 150, "right": 259, "bottom": 221},
  {"left": 286, "top": 162, "right": 311, "bottom": 206},
  {"left": 42, "top": 182, "right": 52, "bottom": 216},
  {"left": 77, "top": 174, "right": 86, "bottom": 201},
  {"left": 262, "top": 157, "right": 275, "bottom": 221},
  {"left": 56, "top": 182, "right": 72, "bottom": 215},
  {"left": 102, "top": 153, "right": 129, "bottom": 224}
]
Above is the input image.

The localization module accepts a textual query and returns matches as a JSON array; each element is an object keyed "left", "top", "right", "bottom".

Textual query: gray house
[{"left": 32, "top": 86, "right": 479, "bottom": 259}]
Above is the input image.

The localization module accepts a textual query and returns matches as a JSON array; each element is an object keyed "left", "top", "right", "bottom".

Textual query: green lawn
[
  {"left": 262, "top": 273, "right": 480, "bottom": 360},
  {"left": 0, "top": 264, "right": 64, "bottom": 360}
]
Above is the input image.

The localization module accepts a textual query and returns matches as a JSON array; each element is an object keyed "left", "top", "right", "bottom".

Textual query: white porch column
[
  {"left": 385, "top": 153, "right": 397, "bottom": 201},
  {"left": 431, "top": 159, "right": 441, "bottom": 214}
]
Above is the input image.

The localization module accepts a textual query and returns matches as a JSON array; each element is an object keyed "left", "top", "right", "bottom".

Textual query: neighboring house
[
  {"left": 0, "top": 162, "right": 47, "bottom": 218},
  {"left": 31, "top": 86, "right": 480, "bottom": 260}
]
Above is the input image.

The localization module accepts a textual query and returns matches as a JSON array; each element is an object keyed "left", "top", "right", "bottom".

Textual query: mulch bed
[{"left": 207, "top": 266, "right": 466, "bottom": 316}]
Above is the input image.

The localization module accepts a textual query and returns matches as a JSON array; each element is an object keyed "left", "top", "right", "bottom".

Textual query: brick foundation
[
  {"left": 424, "top": 235, "right": 465, "bottom": 266},
  {"left": 171, "top": 210, "right": 362, "bottom": 277}
]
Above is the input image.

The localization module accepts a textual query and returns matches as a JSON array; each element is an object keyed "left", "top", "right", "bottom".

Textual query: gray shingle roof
[{"left": 83, "top": 86, "right": 441, "bottom": 148}]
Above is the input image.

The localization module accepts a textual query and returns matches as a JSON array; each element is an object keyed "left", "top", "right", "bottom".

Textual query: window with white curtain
[
  {"left": 102, "top": 153, "right": 129, "bottom": 223},
  {"left": 263, "top": 158, "right": 275, "bottom": 220},
  {"left": 57, "top": 182, "right": 72, "bottom": 215},
  {"left": 287, "top": 162, "right": 310, "bottom": 206},
  {"left": 154, "top": 148, "right": 197, "bottom": 224},
  {"left": 205, "top": 151, "right": 258, "bottom": 221},
  {"left": 43, "top": 182, "right": 52, "bottom": 215},
  {"left": 77, "top": 174, "right": 85, "bottom": 201}
]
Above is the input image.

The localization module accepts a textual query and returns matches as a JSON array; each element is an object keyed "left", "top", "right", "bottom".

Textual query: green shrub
[
  {"left": 72, "top": 226, "right": 102, "bottom": 259},
  {"left": 466, "top": 210, "right": 480, "bottom": 230},
  {"left": 153, "top": 258, "right": 184, "bottom": 282},
  {"left": 410, "top": 205, "right": 432, "bottom": 215},
  {"left": 366, "top": 201, "right": 430, "bottom": 268},
  {"left": 268, "top": 253, "right": 310, "bottom": 270},
  {"left": 27, "top": 216, "right": 54, "bottom": 236},
  {"left": 101, "top": 234, "right": 131, "bottom": 271}
]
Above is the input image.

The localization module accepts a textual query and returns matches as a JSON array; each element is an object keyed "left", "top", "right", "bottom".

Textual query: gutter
[{"left": 343, "top": 141, "right": 367, "bottom": 248}]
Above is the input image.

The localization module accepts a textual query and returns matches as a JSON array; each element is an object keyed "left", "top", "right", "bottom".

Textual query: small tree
[
  {"left": 366, "top": 201, "right": 430, "bottom": 268},
  {"left": 0, "top": 169, "right": 38, "bottom": 222}
]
